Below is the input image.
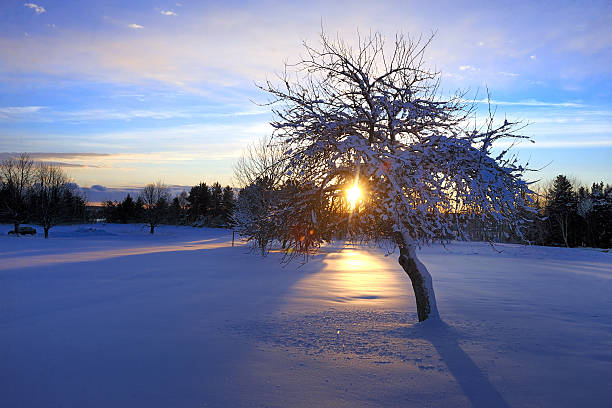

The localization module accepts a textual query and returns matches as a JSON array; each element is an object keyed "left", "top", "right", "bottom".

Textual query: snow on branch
[{"left": 255, "top": 30, "right": 534, "bottom": 254}]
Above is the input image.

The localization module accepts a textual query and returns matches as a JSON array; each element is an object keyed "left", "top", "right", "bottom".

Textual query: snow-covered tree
[
  {"left": 233, "top": 176, "right": 278, "bottom": 255},
  {"left": 260, "top": 32, "right": 533, "bottom": 321},
  {"left": 233, "top": 136, "right": 290, "bottom": 252},
  {"left": 234, "top": 135, "right": 287, "bottom": 190}
]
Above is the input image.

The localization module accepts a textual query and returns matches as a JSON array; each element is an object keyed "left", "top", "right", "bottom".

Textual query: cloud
[
  {"left": 459, "top": 65, "right": 476, "bottom": 71},
  {"left": 0, "top": 106, "right": 269, "bottom": 123},
  {"left": 10, "top": 152, "right": 110, "bottom": 159},
  {"left": 128, "top": 24, "right": 144, "bottom": 29},
  {"left": 0, "top": 152, "right": 111, "bottom": 168},
  {"left": 160, "top": 10, "right": 177, "bottom": 16},
  {"left": 502, "top": 139, "right": 612, "bottom": 149},
  {"left": 1, "top": 1, "right": 609, "bottom": 93},
  {"left": 473, "top": 99, "right": 585, "bottom": 108},
  {"left": 24, "top": 3, "right": 46, "bottom": 14},
  {"left": 0, "top": 106, "right": 44, "bottom": 119},
  {"left": 0, "top": 152, "right": 110, "bottom": 168}
]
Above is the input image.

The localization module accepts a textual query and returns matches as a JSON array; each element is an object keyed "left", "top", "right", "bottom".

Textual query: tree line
[
  {"left": 525, "top": 175, "right": 611, "bottom": 248},
  {"left": 465, "top": 175, "right": 611, "bottom": 249},
  {"left": 236, "top": 169, "right": 612, "bottom": 253},
  {"left": 102, "top": 181, "right": 235, "bottom": 233},
  {"left": 1, "top": 153, "right": 236, "bottom": 237},
  {"left": 0, "top": 153, "right": 86, "bottom": 237}
]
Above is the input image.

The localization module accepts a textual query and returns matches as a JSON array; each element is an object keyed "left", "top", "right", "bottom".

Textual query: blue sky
[{"left": 0, "top": 0, "right": 610, "bottom": 193}]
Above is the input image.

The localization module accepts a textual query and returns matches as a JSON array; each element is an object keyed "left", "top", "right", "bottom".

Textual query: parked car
[{"left": 8, "top": 226, "right": 37, "bottom": 235}]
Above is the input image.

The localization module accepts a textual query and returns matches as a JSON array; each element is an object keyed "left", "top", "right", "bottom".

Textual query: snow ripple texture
[{"left": 227, "top": 310, "right": 490, "bottom": 371}]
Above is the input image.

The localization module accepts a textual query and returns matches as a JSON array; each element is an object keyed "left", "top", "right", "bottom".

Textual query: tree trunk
[
  {"left": 150, "top": 224, "right": 155, "bottom": 234},
  {"left": 44, "top": 227, "right": 49, "bottom": 239},
  {"left": 559, "top": 216, "right": 569, "bottom": 248},
  {"left": 14, "top": 222, "right": 19, "bottom": 234},
  {"left": 395, "top": 232, "right": 439, "bottom": 322}
]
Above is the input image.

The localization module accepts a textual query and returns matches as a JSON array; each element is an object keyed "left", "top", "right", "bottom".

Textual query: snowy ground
[{"left": 1, "top": 224, "right": 611, "bottom": 407}]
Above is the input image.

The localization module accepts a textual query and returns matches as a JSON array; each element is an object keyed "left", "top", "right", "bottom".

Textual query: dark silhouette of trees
[
  {"left": 117, "top": 194, "right": 138, "bottom": 223},
  {"left": 140, "top": 182, "right": 170, "bottom": 234},
  {"left": 98, "top": 182, "right": 234, "bottom": 229},
  {"left": 102, "top": 195, "right": 143, "bottom": 224},
  {"left": 474, "top": 175, "right": 611, "bottom": 249},
  {"left": 29, "top": 164, "right": 84, "bottom": 238},
  {"left": 221, "top": 186, "right": 235, "bottom": 224},
  {"left": 585, "top": 182, "right": 612, "bottom": 248},
  {"left": 187, "top": 182, "right": 211, "bottom": 222},
  {"left": 168, "top": 190, "right": 189, "bottom": 224},
  {"left": 1, "top": 155, "right": 85, "bottom": 236},
  {"left": 186, "top": 181, "right": 234, "bottom": 227},
  {"left": 545, "top": 175, "right": 577, "bottom": 247},
  {"left": 0, "top": 153, "right": 34, "bottom": 233},
  {"left": 210, "top": 182, "right": 223, "bottom": 220}
]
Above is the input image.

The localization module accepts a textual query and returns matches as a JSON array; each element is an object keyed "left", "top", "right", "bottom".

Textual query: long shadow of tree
[{"left": 393, "top": 320, "right": 510, "bottom": 408}]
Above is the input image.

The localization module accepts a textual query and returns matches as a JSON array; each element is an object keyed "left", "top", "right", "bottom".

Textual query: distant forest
[
  {"left": 467, "top": 175, "right": 611, "bottom": 249},
  {"left": 0, "top": 154, "right": 610, "bottom": 247},
  {"left": 101, "top": 181, "right": 235, "bottom": 229}
]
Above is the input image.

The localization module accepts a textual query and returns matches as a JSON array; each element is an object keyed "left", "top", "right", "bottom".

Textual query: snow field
[{"left": 1, "top": 224, "right": 611, "bottom": 407}]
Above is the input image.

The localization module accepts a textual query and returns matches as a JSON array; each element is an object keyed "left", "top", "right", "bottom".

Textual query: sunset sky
[{"left": 1, "top": 0, "right": 610, "bottom": 194}]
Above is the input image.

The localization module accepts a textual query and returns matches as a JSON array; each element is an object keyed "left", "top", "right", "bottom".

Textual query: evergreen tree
[
  {"left": 117, "top": 194, "right": 136, "bottom": 223},
  {"left": 221, "top": 186, "right": 235, "bottom": 224},
  {"left": 210, "top": 182, "right": 223, "bottom": 217},
  {"left": 187, "top": 183, "right": 210, "bottom": 221},
  {"left": 588, "top": 182, "right": 612, "bottom": 248},
  {"left": 102, "top": 200, "right": 119, "bottom": 223},
  {"left": 169, "top": 195, "right": 188, "bottom": 225},
  {"left": 134, "top": 196, "right": 144, "bottom": 222},
  {"left": 545, "top": 175, "right": 577, "bottom": 247}
]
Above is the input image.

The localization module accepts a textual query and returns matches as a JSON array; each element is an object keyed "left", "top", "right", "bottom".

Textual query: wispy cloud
[
  {"left": 24, "top": 3, "right": 46, "bottom": 14},
  {"left": 501, "top": 139, "right": 612, "bottom": 149},
  {"left": 0, "top": 106, "right": 45, "bottom": 119},
  {"left": 0, "top": 0, "right": 608, "bottom": 93},
  {"left": 473, "top": 99, "right": 585, "bottom": 108},
  {"left": 0, "top": 106, "right": 269, "bottom": 122},
  {"left": 0, "top": 152, "right": 111, "bottom": 168}
]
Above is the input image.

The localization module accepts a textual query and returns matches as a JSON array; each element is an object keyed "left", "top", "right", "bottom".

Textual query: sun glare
[{"left": 346, "top": 183, "right": 362, "bottom": 209}]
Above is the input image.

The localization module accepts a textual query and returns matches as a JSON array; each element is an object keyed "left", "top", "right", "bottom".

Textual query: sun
[{"left": 346, "top": 183, "right": 362, "bottom": 209}]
